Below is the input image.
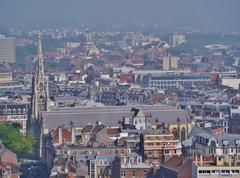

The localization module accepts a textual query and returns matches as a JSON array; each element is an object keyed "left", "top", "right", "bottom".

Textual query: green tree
[{"left": 0, "top": 123, "right": 34, "bottom": 158}]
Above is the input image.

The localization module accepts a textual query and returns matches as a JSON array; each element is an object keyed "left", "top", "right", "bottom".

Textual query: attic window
[
  {"left": 222, "top": 140, "right": 229, "bottom": 146},
  {"left": 236, "top": 140, "right": 240, "bottom": 145}
]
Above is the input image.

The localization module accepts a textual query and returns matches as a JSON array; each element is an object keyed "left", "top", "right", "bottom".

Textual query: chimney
[
  {"left": 122, "top": 117, "right": 125, "bottom": 125},
  {"left": 71, "top": 126, "right": 75, "bottom": 144},
  {"left": 58, "top": 127, "right": 62, "bottom": 144},
  {"left": 234, "top": 155, "right": 237, "bottom": 166},
  {"left": 195, "top": 154, "right": 198, "bottom": 165},
  {"left": 200, "top": 154, "right": 203, "bottom": 166},
  {"left": 228, "top": 155, "right": 232, "bottom": 166}
]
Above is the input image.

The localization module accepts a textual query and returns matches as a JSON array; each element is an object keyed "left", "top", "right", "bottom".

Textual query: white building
[
  {"left": 0, "top": 35, "right": 16, "bottom": 63},
  {"left": 171, "top": 34, "right": 186, "bottom": 47},
  {"left": 192, "top": 156, "right": 240, "bottom": 178}
]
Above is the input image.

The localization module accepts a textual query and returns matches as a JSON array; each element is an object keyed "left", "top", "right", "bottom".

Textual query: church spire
[
  {"left": 30, "top": 35, "right": 49, "bottom": 120},
  {"left": 28, "top": 35, "right": 49, "bottom": 158},
  {"left": 36, "top": 35, "right": 45, "bottom": 87}
]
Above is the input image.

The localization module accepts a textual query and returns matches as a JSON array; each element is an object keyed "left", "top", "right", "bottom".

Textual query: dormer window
[
  {"left": 223, "top": 140, "right": 229, "bottom": 147},
  {"left": 235, "top": 140, "right": 240, "bottom": 145}
]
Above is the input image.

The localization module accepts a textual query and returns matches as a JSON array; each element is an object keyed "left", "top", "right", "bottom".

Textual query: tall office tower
[
  {"left": 163, "top": 56, "right": 178, "bottom": 71},
  {"left": 0, "top": 35, "right": 16, "bottom": 63}
]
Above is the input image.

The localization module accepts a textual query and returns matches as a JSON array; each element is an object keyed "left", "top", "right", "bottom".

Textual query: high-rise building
[
  {"left": 0, "top": 35, "right": 16, "bottom": 63},
  {"left": 163, "top": 56, "right": 178, "bottom": 70}
]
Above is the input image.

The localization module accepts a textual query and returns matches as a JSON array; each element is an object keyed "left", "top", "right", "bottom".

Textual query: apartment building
[{"left": 140, "top": 130, "right": 182, "bottom": 166}]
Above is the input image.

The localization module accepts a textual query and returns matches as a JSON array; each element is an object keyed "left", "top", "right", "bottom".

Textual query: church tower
[{"left": 28, "top": 35, "right": 49, "bottom": 158}]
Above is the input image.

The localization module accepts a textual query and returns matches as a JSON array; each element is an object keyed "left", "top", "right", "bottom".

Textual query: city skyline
[{"left": 0, "top": 0, "right": 240, "bottom": 32}]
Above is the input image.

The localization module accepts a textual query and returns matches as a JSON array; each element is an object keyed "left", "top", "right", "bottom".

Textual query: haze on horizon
[{"left": 0, "top": 0, "right": 240, "bottom": 32}]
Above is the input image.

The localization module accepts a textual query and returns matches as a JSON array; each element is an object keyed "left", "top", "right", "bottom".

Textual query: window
[
  {"left": 164, "top": 150, "right": 169, "bottom": 154},
  {"left": 221, "top": 170, "right": 230, "bottom": 174},
  {"left": 212, "top": 170, "right": 220, "bottom": 174},
  {"left": 132, "top": 171, "right": 136, "bottom": 177},
  {"left": 198, "top": 170, "right": 210, "bottom": 175},
  {"left": 232, "top": 170, "right": 239, "bottom": 174},
  {"left": 121, "top": 171, "right": 125, "bottom": 176},
  {"left": 148, "top": 151, "right": 152, "bottom": 155}
]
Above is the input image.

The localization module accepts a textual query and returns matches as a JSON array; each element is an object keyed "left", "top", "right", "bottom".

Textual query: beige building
[
  {"left": 221, "top": 78, "right": 240, "bottom": 90},
  {"left": 192, "top": 155, "right": 240, "bottom": 178},
  {"left": 140, "top": 130, "right": 182, "bottom": 166},
  {"left": 0, "top": 35, "right": 16, "bottom": 63},
  {"left": 163, "top": 56, "right": 178, "bottom": 70},
  {"left": 0, "top": 72, "right": 12, "bottom": 83},
  {"left": 0, "top": 103, "right": 28, "bottom": 135}
]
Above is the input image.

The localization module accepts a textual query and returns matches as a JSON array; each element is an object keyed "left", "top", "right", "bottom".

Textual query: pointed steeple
[
  {"left": 36, "top": 35, "right": 45, "bottom": 83},
  {"left": 30, "top": 35, "right": 49, "bottom": 120},
  {"left": 32, "top": 35, "right": 49, "bottom": 119},
  {"left": 28, "top": 35, "right": 49, "bottom": 158}
]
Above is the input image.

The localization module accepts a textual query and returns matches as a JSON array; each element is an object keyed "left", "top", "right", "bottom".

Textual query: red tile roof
[
  {"left": 53, "top": 127, "right": 71, "bottom": 144},
  {"left": 107, "top": 127, "right": 120, "bottom": 135}
]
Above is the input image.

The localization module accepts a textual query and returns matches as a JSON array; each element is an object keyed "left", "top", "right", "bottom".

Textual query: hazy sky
[{"left": 1, "top": 0, "right": 240, "bottom": 32}]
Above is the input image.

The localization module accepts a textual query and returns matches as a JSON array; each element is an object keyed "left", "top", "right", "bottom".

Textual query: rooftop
[{"left": 43, "top": 105, "right": 191, "bottom": 129}]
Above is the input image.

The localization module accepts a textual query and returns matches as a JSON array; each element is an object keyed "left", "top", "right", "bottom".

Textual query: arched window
[{"left": 210, "top": 140, "right": 216, "bottom": 147}]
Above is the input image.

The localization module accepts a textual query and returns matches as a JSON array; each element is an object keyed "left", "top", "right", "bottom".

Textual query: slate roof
[
  {"left": 196, "top": 133, "right": 240, "bottom": 146},
  {"left": 43, "top": 105, "right": 191, "bottom": 129},
  {"left": 0, "top": 64, "right": 10, "bottom": 73},
  {"left": 81, "top": 124, "right": 103, "bottom": 133}
]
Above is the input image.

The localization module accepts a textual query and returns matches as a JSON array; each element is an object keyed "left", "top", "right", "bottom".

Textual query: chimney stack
[
  {"left": 234, "top": 155, "right": 237, "bottom": 166},
  {"left": 200, "top": 154, "right": 203, "bottom": 166},
  {"left": 195, "top": 154, "right": 198, "bottom": 165},
  {"left": 71, "top": 126, "right": 75, "bottom": 144},
  {"left": 228, "top": 155, "right": 232, "bottom": 166},
  {"left": 58, "top": 127, "right": 62, "bottom": 144}
]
